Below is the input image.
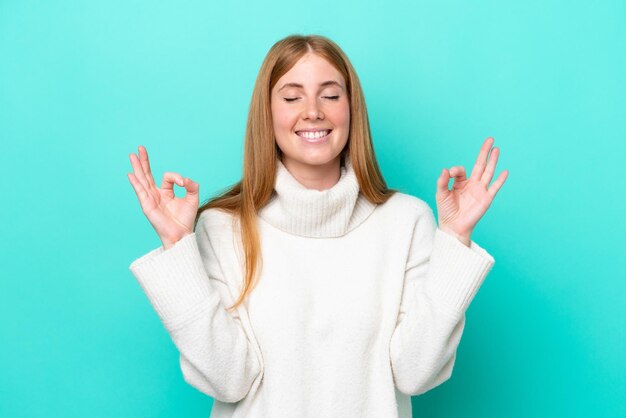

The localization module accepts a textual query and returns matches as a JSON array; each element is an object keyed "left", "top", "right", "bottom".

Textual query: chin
[{"left": 283, "top": 152, "right": 342, "bottom": 168}]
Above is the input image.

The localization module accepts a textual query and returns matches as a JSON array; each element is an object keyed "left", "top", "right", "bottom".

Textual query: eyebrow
[{"left": 278, "top": 80, "right": 344, "bottom": 92}]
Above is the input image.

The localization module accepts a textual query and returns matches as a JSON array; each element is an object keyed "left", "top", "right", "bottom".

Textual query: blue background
[{"left": 1, "top": 1, "right": 624, "bottom": 416}]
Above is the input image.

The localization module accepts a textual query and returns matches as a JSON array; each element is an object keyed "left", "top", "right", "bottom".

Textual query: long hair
[{"left": 195, "top": 34, "right": 397, "bottom": 312}]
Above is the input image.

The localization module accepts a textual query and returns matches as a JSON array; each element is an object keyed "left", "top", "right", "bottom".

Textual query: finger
[
  {"left": 127, "top": 172, "right": 150, "bottom": 208},
  {"left": 161, "top": 172, "right": 185, "bottom": 196},
  {"left": 138, "top": 145, "right": 156, "bottom": 188},
  {"left": 481, "top": 147, "right": 500, "bottom": 186},
  {"left": 469, "top": 137, "right": 494, "bottom": 182},
  {"left": 181, "top": 177, "right": 200, "bottom": 202},
  {"left": 129, "top": 152, "right": 150, "bottom": 190},
  {"left": 436, "top": 168, "right": 451, "bottom": 196},
  {"left": 449, "top": 166, "right": 467, "bottom": 182},
  {"left": 487, "top": 169, "right": 509, "bottom": 199}
]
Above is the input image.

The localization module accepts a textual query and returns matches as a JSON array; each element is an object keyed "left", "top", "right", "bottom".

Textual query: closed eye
[{"left": 283, "top": 96, "right": 340, "bottom": 103}]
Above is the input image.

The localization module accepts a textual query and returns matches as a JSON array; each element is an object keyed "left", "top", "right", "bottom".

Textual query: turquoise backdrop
[{"left": 1, "top": 1, "right": 624, "bottom": 417}]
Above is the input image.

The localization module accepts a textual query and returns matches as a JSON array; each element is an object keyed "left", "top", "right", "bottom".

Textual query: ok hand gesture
[
  {"left": 435, "top": 137, "right": 508, "bottom": 246},
  {"left": 127, "top": 146, "right": 200, "bottom": 250}
]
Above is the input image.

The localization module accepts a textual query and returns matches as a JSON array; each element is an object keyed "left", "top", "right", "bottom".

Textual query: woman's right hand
[{"left": 127, "top": 145, "right": 200, "bottom": 250}]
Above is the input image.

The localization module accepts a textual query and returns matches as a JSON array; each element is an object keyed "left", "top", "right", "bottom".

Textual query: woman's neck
[
  {"left": 258, "top": 153, "right": 377, "bottom": 238},
  {"left": 279, "top": 155, "right": 342, "bottom": 191}
]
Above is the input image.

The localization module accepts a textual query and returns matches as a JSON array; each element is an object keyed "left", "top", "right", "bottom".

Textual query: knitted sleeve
[
  {"left": 389, "top": 205, "right": 495, "bottom": 396},
  {"left": 128, "top": 213, "right": 263, "bottom": 403}
]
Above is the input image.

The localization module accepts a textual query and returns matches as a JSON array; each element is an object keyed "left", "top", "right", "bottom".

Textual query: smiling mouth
[{"left": 295, "top": 129, "right": 332, "bottom": 140}]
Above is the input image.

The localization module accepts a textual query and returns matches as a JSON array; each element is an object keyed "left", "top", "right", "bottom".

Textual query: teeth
[{"left": 297, "top": 130, "right": 329, "bottom": 139}]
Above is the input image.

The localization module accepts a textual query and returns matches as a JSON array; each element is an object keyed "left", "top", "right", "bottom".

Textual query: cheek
[
  {"left": 272, "top": 105, "right": 296, "bottom": 132},
  {"left": 337, "top": 103, "right": 350, "bottom": 128}
]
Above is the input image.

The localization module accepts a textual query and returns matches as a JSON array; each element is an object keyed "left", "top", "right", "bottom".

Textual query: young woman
[{"left": 127, "top": 34, "right": 508, "bottom": 418}]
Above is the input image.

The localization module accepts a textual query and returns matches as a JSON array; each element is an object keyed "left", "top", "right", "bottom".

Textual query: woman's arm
[
  {"left": 129, "top": 217, "right": 263, "bottom": 403},
  {"left": 389, "top": 206, "right": 494, "bottom": 396}
]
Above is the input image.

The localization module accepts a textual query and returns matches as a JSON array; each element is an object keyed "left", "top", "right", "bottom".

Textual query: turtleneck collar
[{"left": 258, "top": 155, "right": 377, "bottom": 238}]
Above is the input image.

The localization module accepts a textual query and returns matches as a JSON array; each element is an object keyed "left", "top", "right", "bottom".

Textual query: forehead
[{"left": 274, "top": 53, "right": 345, "bottom": 91}]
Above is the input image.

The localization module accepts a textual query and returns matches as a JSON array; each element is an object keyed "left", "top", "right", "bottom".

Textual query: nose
[{"left": 301, "top": 98, "right": 324, "bottom": 120}]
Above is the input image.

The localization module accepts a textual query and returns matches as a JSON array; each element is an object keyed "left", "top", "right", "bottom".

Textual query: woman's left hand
[{"left": 435, "top": 137, "right": 509, "bottom": 246}]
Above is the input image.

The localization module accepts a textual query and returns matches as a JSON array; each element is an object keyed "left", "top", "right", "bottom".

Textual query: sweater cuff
[
  {"left": 128, "top": 233, "right": 213, "bottom": 324},
  {"left": 426, "top": 228, "right": 495, "bottom": 315}
]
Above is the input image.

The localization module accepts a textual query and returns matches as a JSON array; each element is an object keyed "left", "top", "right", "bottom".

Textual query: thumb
[{"left": 436, "top": 168, "right": 451, "bottom": 197}]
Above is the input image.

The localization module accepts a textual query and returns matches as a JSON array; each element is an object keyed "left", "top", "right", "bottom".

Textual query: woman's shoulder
[
  {"left": 365, "top": 191, "right": 436, "bottom": 239},
  {"left": 380, "top": 190, "right": 434, "bottom": 218},
  {"left": 195, "top": 208, "right": 240, "bottom": 237}
]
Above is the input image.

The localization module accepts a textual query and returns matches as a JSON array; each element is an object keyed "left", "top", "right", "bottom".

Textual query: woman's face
[{"left": 270, "top": 53, "right": 350, "bottom": 173}]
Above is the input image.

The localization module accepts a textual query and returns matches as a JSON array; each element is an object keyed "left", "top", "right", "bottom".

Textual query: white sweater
[{"left": 129, "top": 155, "right": 495, "bottom": 417}]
